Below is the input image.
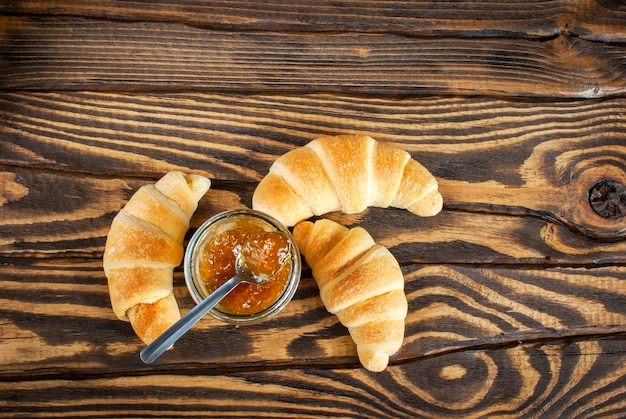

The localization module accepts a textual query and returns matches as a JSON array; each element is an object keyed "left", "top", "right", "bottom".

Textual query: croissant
[
  {"left": 252, "top": 134, "right": 443, "bottom": 226},
  {"left": 293, "top": 218, "right": 408, "bottom": 372},
  {"left": 103, "top": 171, "right": 211, "bottom": 344}
]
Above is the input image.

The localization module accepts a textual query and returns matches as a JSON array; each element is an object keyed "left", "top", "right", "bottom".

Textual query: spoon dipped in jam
[{"left": 140, "top": 231, "right": 290, "bottom": 364}]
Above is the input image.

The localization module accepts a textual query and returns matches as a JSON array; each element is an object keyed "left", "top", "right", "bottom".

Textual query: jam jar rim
[{"left": 184, "top": 208, "right": 301, "bottom": 324}]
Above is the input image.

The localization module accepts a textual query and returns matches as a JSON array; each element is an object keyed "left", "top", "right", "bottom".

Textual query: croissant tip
[
  {"left": 410, "top": 191, "right": 444, "bottom": 217},
  {"left": 358, "top": 349, "right": 390, "bottom": 372},
  {"left": 181, "top": 172, "right": 212, "bottom": 199}
]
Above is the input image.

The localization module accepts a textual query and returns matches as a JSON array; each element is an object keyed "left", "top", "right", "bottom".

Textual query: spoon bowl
[{"left": 237, "top": 230, "right": 291, "bottom": 283}]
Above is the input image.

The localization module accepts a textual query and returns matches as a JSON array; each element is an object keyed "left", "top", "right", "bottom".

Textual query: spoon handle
[{"left": 140, "top": 275, "right": 242, "bottom": 364}]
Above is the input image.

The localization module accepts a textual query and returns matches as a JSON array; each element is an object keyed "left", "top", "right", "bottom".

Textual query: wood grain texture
[
  {"left": 0, "top": 338, "right": 624, "bottom": 418},
  {"left": 1, "top": 260, "right": 624, "bottom": 375},
  {"left": 2, "top": 92, "right": 626, "bottom": 242},
  {"left": 3, "top": 0, "right": 626, "bottom": 42},
  {"left": 0, "top": 17, "right": 625, "bottom": 97},
  {"left": 3, "top": 169, "right": 626, "bottom": 265}
]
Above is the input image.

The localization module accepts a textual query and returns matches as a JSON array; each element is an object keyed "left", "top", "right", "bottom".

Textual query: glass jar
[{"left": 184, "top": 209, "right": 301, "bottom": 324}]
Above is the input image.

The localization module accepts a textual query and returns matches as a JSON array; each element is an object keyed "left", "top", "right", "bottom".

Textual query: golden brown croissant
[
  {"left": 293, "top": 219, "right": 408, "bottom": 372},
  {"left": 252, "top": 134, "right": 443, "bottom": 226},
  {"left": 103, "top": 171, "right": 211, "bottom": 344}
]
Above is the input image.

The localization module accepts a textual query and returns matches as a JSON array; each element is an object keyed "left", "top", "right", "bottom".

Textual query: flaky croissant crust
[
  {"left": 103, "top": 171, "right": 211, "bottom": 345},
  {"left": 293, "top": 219, "right": 408, "bottom": 372},
  {"left": 252, "top": 134, "right": 443, "bottom": 226}
]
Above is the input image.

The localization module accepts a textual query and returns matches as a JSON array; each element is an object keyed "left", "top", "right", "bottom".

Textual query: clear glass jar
[{"left": 184, "top": 209, "right": 301, "bottom": 324}]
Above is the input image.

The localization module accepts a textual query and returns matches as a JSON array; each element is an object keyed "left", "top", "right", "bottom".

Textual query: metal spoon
[{"left": 140, "top": 232, "right": 290, "bottom": 364}]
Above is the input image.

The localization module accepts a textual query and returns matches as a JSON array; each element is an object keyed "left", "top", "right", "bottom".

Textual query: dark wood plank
[
  {"left": 2, "top": 92, "right": 626, "bottom": 244},
  {"left": 2, "top": 168, "right": 626, "bottom": 265},
  {"left": 3, "top": 0, "right": 626, "bottom": 42},
  {"left": 4, "top": 92, "right": 625, "bottom": 183},
  {"left": 1, "top": 259, "right": 624, "bottom": 378},
  {"left": 1, "top": 17, "right": 625, "bottom": 97},
  {"left": 1, "top": 338, "right": 625, "bottom": 417}
]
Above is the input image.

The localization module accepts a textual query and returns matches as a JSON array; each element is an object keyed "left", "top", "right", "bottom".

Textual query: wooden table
[{"left": 1, "top": 1, "right": 626, "bottom": 417}]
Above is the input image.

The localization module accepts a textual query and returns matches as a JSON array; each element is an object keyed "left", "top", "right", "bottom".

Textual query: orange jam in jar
[
  {"left": 184, "top": 209, "right": 301, "bottom": 324},
  {"left": 199, "top": 223, "right": 291, "bottom": 315}
]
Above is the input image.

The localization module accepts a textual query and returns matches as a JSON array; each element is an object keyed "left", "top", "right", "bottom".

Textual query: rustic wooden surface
[{"left": 1, "top": 1, "right": 625, "bottom": 417}]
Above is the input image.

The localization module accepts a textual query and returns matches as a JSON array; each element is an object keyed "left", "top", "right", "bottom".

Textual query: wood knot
[{"left": 589, "top": 180, "right": 626, "bottom": 219}]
